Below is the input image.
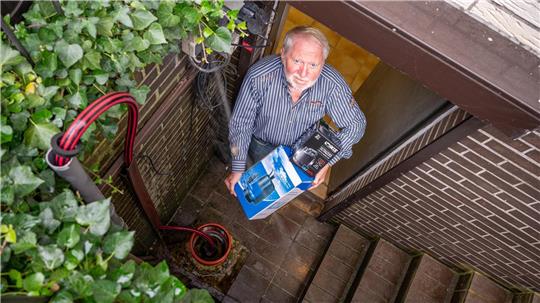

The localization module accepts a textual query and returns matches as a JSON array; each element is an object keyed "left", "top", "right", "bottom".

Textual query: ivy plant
[{"left": 1, "top": 0, "right": 246, "bottom": 301}]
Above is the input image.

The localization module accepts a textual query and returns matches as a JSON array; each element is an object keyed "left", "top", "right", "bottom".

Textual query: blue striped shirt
[{"left": 229, "top": 55, "right": 366, "bottom": 172}]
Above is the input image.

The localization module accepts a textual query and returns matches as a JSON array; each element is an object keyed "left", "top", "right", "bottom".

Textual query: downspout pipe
[
  {"left": 45, "top": 136, "right": 125, "bottom": 227},
  {"left": 46, "top": 92, "right": 139, "bottom": 227}
]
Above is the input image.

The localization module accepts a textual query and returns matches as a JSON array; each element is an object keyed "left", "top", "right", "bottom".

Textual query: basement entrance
[{"left": 270, "top": 6, "right": 449, "bottom": 198}]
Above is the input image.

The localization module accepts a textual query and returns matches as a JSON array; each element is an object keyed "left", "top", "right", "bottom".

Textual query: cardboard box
[
  {"left": 292, "top": 122, "right": 341, "bottom": 177},
  {"left": 235, "top": 146, "right": 313, "bottom": 220}
]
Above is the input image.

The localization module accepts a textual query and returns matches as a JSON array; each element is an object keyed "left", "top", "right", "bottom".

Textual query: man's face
[{"left": 281, "top": 35, "right": 324, "bottom": 92}]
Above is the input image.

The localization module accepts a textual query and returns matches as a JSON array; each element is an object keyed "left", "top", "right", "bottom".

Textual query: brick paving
[{"left": 169, "top": 157, "right": 337, "bottom": 302}]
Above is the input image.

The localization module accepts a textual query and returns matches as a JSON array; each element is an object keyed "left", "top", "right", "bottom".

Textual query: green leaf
[
  {"left": 66, "top": 272, "right": 93, "bottom": 298},
  {"left": 117, "top": 290, "right": 138, "bottom": 303},
  {"left": 57, "top": 223, "right": 80, "bottom": 249},
  {"left": 203, "top": 26, "right": 214, "bottom": 38},
  {"left": 157, "top": 2, "right": 180, "bottom": 27},
  {"left": 50, "top": 290, "right": 74, "bottom": 303},
  {"left": 63, "top": 1, "right": 83, "bottom": 16},
  {"left": 5, "top": 229, "right": 16, "bottom": 243},
  {"left": 1, "top": 246, "right": 11, "bottom": 265},
  {"left": 90, "top": 214, "right": 110, "bottom": 236},
  {"left": 195, "top": 36, "right": 204, "bottom": 44},
  {"left": 76, "top": 198, "right": 111, "bottom": 236},
  {"left": 227, "top": 19, "right": 235, "bottom": 31},
  {"left": 93, "top": 279, "right": 121, "bottom": 303},
  {"left": 11, "top": 230, "right": 36, "bottom": 254},
  {"left": 4, "top": 213, "right": 40, "bottom": 230},
  {"left": 24, "top": 121, "right": 60, "bottom": 150},
  {"left": 144, "top": 23, "right": 167, "bottom": 44},
  {"left": 39, "top": 207, "right": 61, "bottom": 234},
  {"left": 38, "top": 168, "right": 55, "bottom": 194},
  {"left": 38, "top": 85, "right": 60, "bottom": 102},
  {"left": 237, "top": 21, "right": 247, "bottom": 31},
  {"left": 227, "top": 9, "right": 239, "bottom": 20},
  {"left": 10, "top": 111, "right": 30, "bottom": 131},
  {"left": 206, "top": 27, "right": 232, "bottom": 53},
  {"left": 38, "top": 27, "right": 57, "bottom": 43},
  {"left": 149, "top": 261, "right": 169, "bottom": 286},
  {"left": 154, "top": 276, "right": 187, "bottom": 303},
  {"left": 49, "top": 268, "right": 70, "bottom": 283},
  {"left": 110, "top": 259, "right": 136, "bottom": 287},
  {"left": 130, "top": 10, "right": 157, "bottom": 30},
  {"left": 97, "top": 17, "right": 115, "bottom": 36},
  {"left": 55, "top": 41, "right": 84, "bottom": 68},
  {"left": 69, "top": 69, "right": 82, "bottom": 86},
  {"left": 8, "top": 269, "right": 23, "bottom": 288},
  {"left": 84, "top": 50, "right": 102, "bottom": 70},
  {"left": 0, "top": 42, "right": 25, "bottom": 68},
  {"left": 129, "top": 85, "right": 150, "bottom": 105},
  {"left": 67, "top": 91, "right": 82, "bottom": 109},
  {"left": 1, "top": 124, "right": 13, "bottom": 143},
  {"left": 1, "top": 183, "right": 14, "bottom": 206},
  {"left": 38, "top": 245, "right": 65, "bottom": 270},
  {"left": 83, "top": 18, "right": 98, "bottom": 38},
  {"left": 125, "top": 36, "right": 150, "bottom": 52},
  {"left": 35, "top": 51, "right": 58, "bottom": 78},
  {"left": 25, "top": 93, "right": 46, "bottom": 108},
  {"left": 23, "top": 272, "right": 45, "bottom": 292},
  {"left": 9, "top": 165, "right": 44, "bottom": 196},
  {"left": 64, "top": 248, "right": 84, "bottom": 270},
  {"left": 94, "top": 71, "right": 109, "bottom": 85},
  {"left": 76, "top": 199, "right": 110, "bottom": 225},
  {"left": 181, "top": 6, "right": 201, "bottom": 26},
  {"left": 49, "top": 190, "right": 79, "bottom": 221},
  {"left": 114, "top": 7, "right": 133, "bottom": 28},
  {"left": 31, "top": 108, "right": 52, "bottom": 123},
  {"left": 103, "top": 231, "right": 134, "bottom": 259},
  {"left": 182, "top": 289, "right": 214, "bottom": 303}
]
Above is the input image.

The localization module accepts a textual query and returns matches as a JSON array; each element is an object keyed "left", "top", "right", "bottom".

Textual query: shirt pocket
[{"left": 299, "top": 100, "right": 324, "bottom": 128}]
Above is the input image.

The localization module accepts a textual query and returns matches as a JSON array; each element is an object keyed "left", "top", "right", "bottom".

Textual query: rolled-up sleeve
[
  {"left": 229, "top": 73, "right": 260, "bottom": 172},
  {"left": 326, "top": 85, "right": 366, "bottom": 166}
]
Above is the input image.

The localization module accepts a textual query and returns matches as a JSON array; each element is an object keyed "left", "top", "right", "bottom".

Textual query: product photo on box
[{"left": 235, "top": 146, "right": 313, "bottom": 220}]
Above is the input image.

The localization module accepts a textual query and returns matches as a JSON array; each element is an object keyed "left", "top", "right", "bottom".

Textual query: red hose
[
  {"left": 159, "top": 225, "right": 216, "bottom": 248},
  {"left": 54, "top": 92, "right": 138, "bottom": 167},
  {"left": 53, "top": 91, "right": 217, "bottom": 250}
]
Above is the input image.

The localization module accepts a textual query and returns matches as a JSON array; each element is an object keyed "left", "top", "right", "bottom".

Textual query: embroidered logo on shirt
[{"left": 309, "top": 100, "right": 322, "bottom": 106}]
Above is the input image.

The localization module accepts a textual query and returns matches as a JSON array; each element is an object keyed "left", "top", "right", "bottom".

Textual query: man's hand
[
  {"left": 310, "top": 164, "right": 330, "bottom": 189},
  {"left": 224, "top": 172, "right": 242, "bottom": 197}
]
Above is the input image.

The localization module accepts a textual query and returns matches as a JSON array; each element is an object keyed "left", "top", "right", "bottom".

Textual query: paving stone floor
[{"left": 168, "top": 157, "right": 338, "bottom": 302}]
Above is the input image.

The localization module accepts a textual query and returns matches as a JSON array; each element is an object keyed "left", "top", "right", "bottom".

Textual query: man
[{"left": 225, "top": 26, "right": 366, "bottom": 196}]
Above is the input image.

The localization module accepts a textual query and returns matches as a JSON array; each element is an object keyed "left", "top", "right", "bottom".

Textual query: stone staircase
[{"left": 301, "top": 225, "right": 539, "bottom": 303}]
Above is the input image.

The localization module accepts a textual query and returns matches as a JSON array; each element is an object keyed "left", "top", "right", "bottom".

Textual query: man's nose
[{"left": 299, "top": 64, "right": 308, "bottom": 77}]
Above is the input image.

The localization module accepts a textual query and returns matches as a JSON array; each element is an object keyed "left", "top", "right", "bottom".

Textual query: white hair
[{"left": 282, "top": 26, "right": 330, "bottom": 60}]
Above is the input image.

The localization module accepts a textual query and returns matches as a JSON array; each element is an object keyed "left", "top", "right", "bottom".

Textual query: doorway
[{"left": 271, "top": 5, "right": 448, "bottom": 198}]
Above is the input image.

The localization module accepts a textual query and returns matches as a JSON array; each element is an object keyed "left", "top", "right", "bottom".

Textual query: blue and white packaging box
[{"left": 234, "top": 145, "right": 314, "bottom": 220}]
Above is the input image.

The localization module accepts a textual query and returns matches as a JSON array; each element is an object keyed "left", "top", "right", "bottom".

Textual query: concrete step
[
  {"left": 456, "top": 272, "right": 514, "bottom": 303},
  {"left": 450, "top": 272, "right": 474, "bottom": 303},
  {"left": 302, "top": 225, "right": 371, "bottom": 303},
  {"left": 397, "top": 254, "right": 459, "bottom": 303},
  {"left": 513, "top": 292, "right": 540, "bottom": 303},
  {"left": 348, "top": 238, "right": 413, "bottom": 303}
]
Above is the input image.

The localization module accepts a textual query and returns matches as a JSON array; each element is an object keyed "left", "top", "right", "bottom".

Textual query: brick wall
[
  {"left": 84, "top": 52, "right": 221, "bottom": 254},
  {"left": 333, "top": 125, "right": 540, "bottom": 291}
]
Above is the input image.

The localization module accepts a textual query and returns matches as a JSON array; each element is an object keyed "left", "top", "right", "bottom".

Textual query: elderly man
[{"left": 225, "top": 26, "right": 366, "bottom": 196}]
